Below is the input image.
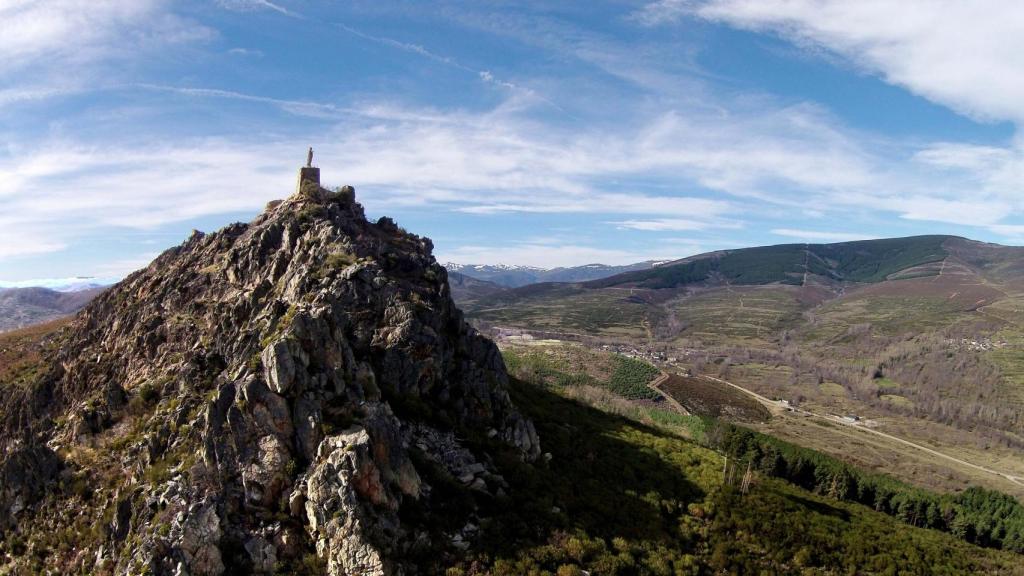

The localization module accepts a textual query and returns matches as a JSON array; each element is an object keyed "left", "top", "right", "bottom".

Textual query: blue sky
[{"left": 3, "top": 0, "right": 1024, "bottom": 282}]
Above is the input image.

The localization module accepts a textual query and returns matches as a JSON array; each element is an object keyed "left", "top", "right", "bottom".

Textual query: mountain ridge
[
  {"left": 0, "top": 179, "right": 539, "bottom": 575},
  {"left": 0, "top": 285, "right": 106, "bottom": 333},
  {"left": 444, "top": 260, "right": 663, "bottom": 287},
  {"left": 587, "top": 234, "right": 960, "bottom": 289}
]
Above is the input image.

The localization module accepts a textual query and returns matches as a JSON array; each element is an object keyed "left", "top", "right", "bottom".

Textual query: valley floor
[{"left": 486, "top": 324, "right": 1024, "bottom": 501}]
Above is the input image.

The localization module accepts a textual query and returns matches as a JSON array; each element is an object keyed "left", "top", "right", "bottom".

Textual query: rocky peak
[{"left": 0, "top": 172, "right": 539, "bottom": 575}]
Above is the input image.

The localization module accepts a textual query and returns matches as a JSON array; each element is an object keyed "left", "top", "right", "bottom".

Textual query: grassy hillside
[
  {"left": 446, "top": 373, "right": 1024, "bottom": 574},
  {"left": 0, "top": 319, "right": 68, "bottom": 388},
  {"left": 4, "top": 318, "right": 1022, "bottom": 573},
  {"left": 475, "top": 340, "right": 1024, "bottom": 569}
]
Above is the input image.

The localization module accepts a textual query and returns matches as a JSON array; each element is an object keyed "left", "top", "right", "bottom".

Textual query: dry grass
[{"left": 0, "top": 318, "right": 68, "bottom": 386}]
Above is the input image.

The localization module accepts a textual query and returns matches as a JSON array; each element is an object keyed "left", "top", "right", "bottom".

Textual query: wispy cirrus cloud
[
  {"left": 135, "top": 84, "right": 353, "bottom": 119},
  {"left": 631, "top": 0, "right": 692, "bottom": 26},
  {"left": 0, "top": 0, "right": 214, "bottom": 75},
  {"left": 216, "top": 0, "right": 301, "bottom": 18},
  {"left": 434, "top": 242, "right": 678, "bottom": 268},
  {"left": 625, "top": 0, "right": 1024, "bottom": 243},
  {"left": 9, "top": 0, "right": 1024, "bottom": 278},
  {"left": 336, "top": 23, "right": 564, "bottom": 110},
  {"left": 0, "top": 89, "right": 855, "bottom": 261},
  {"left": 612, "top": 218, "right": 738, "bottom": 232},
  {"left": 4, "top": 79, "right": 1016, "bottom": 264},
  {"left": 771, "top": 228, "right": 877, "bottom": 243}
]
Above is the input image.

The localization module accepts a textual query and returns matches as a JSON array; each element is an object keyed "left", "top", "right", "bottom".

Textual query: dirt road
[{"left": 700, "top": 374, "right": 1024, "bottom": 489}]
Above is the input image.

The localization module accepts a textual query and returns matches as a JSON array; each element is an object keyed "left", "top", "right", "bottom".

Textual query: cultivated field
[{"left": 658, "top": 374, "right": 770, "bottom": 421}]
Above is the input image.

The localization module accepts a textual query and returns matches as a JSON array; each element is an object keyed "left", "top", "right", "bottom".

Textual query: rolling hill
[
  {"left": 462, "top": 235, "right": 1024, "bottom": 498},
  {"left": 0, "top": 286, "right": 106, "bottom": 332},
  {"left": 447, "top": 271, "right": 507, "bottom": 304},
  {"left": 587, "top": 235, "right": 953, "bottom": 289}
]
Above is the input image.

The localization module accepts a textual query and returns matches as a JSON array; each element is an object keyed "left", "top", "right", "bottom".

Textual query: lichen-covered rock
[
  {"left": 174, "top": 502, "right": 225, "bottom": 576},
  {"left": 0, "top": 176, "right": 539, "bottom": 575},
  {"left": 305, "top": 419, "right": 407, "bottom": 576}
]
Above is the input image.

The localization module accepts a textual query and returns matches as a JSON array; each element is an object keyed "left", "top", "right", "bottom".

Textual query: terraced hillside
[{"left": 461, "top": 235, "right": 1024, "bottom": 500}]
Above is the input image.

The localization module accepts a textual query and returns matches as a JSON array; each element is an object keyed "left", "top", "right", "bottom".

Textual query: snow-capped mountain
[
  {"left": 443, "top": 261, "right": 662, "bottom": 288},
  {"left": 0, "top": 276, "right": 114, "bottom": 292}
]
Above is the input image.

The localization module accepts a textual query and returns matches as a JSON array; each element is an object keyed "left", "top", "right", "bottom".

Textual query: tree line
[{"left": 706, "top": 421, "right": 1024, "bottom": 553}]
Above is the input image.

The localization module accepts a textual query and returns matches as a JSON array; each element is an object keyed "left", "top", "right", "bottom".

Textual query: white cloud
[
  {"left": 228, "top": 47, "right": 263, "bottom": 57},
  {"left": 93, "top": 253, "right": 161, "bottom": 279},
  {"left": 0, "top": 236, "right": 65, "bottom": 260},
  {"left": 7, "top": 67, "right": 1023, "bottom": 269},
  {"left": 0, "top": 85, "right": 83, "bottom": 107},
  {"left": 771, "top": 228, "right": 877, "bottom": 243},
  {"left": 989, "top": 224, "right": 1024, "bottom": 236},
  {"left": 0, "top": 1, "right": 213, "bottom": 75},
  {"left": 890, "top": 197, "right": 1012, "bottom": 227},
  {"left": 325, "top": 98, "right": 878, "bottom": 218},
  {"left": 217, "top": 0, "right": 300, "bottom": 18},
  {"left": 336, "top": 24, "right": 557, "bottom": 108},
  {"left": 613, "top": 218, "right": 728, "bottom": 231},
  {"left": 672, "top": 0, "right": 1024, "bottom": 123},
  {"left": 136, "top": 84, "right": 352, "bottom": 119},
  {"left": 435, "top": 243, "right": 678, "bottom": 268},
  {"left": 630, "top": 2, "right": 1024, "bottom": 228},
  {"left": 7, "top": 81, "right": 1020, "bottom": 262},
  {"left": 0, "top": 139, "right": 299, "bottom": 260},
  {"left": 0, "top": 0, "right": 214, "bottom": 121}
]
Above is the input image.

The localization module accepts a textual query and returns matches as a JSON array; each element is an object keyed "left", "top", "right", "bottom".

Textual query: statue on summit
[{"left": 296, "top": 147, "right": 321, "bottom": 195}]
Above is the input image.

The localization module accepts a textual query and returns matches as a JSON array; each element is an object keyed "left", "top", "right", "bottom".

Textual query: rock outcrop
[{"left": 0, "top": 175, "right": 538, "bottom": 574}]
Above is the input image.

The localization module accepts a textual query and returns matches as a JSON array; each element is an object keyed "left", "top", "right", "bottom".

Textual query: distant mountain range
[
  {"left": 0, "top": 276, "right": 112, "bottom": 292},
  {"left": 444, "top": 261, "right": 666, "bottom": 287},
  {"left": 0, "top": 285, "right": 107, "bottom": 332}
]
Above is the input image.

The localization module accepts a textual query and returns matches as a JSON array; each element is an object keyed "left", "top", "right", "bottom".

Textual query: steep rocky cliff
[{"left": 0, "top": 177, "right": 539, "bottom": 575}]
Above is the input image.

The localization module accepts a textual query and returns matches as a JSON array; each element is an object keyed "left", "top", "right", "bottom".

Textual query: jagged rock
[
  {"left": 111, "top": 495, "right": 133, "bottom": 541},
  {"left": 242, "top": 434, "right": 291, "bottom": 506},
  {"left": 288, "top": 487, "right": 306, "bottom": 518},
  {"left": 0, "top": 444, "right": 61, "bottom": 529},
  {"left": 305, "top": 426, "right": 391, "bottom": 575},
  {"left": 174, "top": 503, "right": 224, "bottom": 576},
  {"left": 0, "top": 173, "right": 539, "bottom": 574},
  {"left": 261, "top": 339, "right": 296, "bottom": 395},
  {"left": 244, "top": 536, "right": 277, "bottom": 574}
]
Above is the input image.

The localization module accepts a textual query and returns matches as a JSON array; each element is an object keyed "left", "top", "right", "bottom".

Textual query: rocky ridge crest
[{"left": 0, "top": 177, "right": 539, "bottom": 575}]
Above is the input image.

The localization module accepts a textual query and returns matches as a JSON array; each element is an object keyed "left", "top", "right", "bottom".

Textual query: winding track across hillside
[
  {"left": 648, "top": 372, "right": 691, "bottom": 415},
  {"left": 698, "top": 373, "right": 1024, "bottom": 489}
]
